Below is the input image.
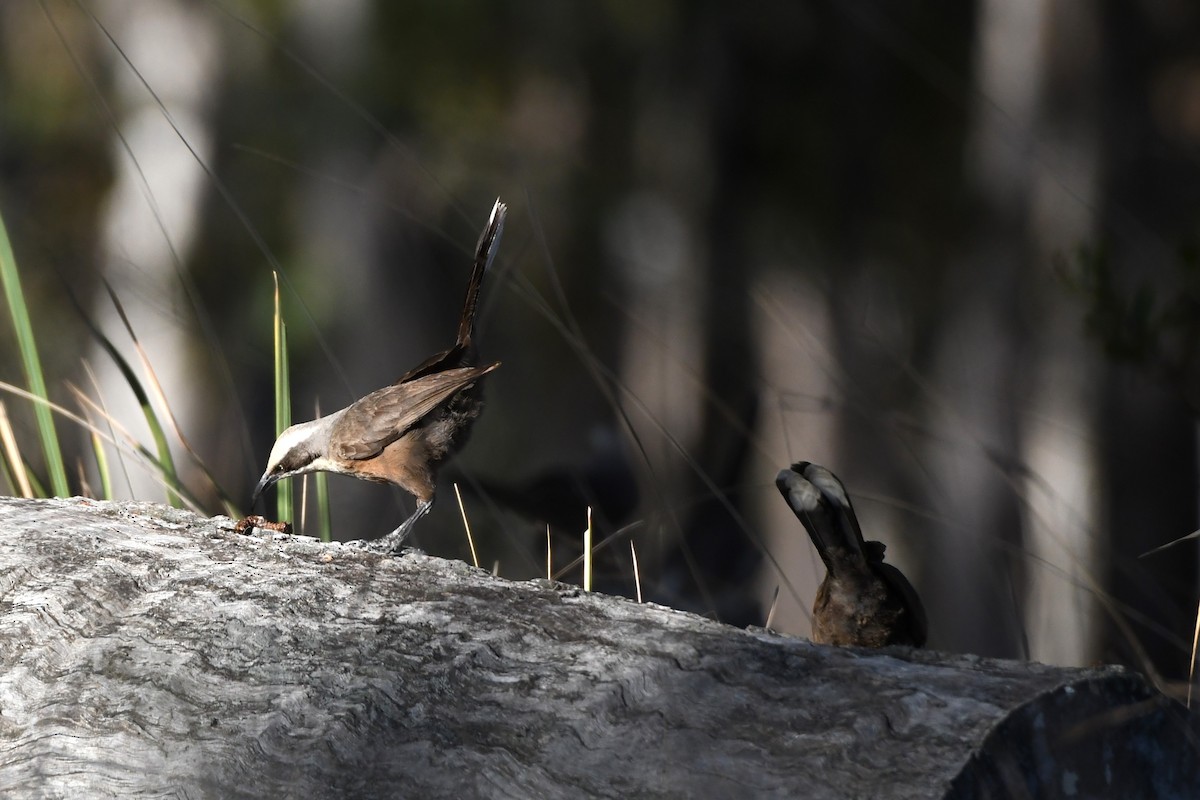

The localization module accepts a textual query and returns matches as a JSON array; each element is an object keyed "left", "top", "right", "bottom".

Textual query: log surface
[{"left": 0, "top": 498, "right": 1194, "bottom": 799}]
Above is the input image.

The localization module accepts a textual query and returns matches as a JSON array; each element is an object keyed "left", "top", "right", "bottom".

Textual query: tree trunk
[{"left": 0, "top": 498, "right": 1193, "bottom": 799}]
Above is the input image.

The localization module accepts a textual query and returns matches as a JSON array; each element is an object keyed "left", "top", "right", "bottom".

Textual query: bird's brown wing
[
  {"left": 329, "top": 363, "right": 499, "bottom": 461},
  {"left": 872, "top": 560, "right": 929, "bottom": 647}
]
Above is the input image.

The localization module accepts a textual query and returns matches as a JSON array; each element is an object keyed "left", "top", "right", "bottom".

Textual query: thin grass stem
[
  {"left": 583, "top": 507, "right": 593, "bottom": 592},
  {"left": 0, "top": 401, "right": 33, "bottom": 498},
  {"left": 765, "top": 586, "right": 781, "bottom": 631},
  {"left": 630, "top": 540, "right": 643, "bottom": 603},
  {"left": 454, "top": 482, "right": 480, "bottom": 569},
  {"left": 1188, "top": 598, "right": 1200, "bottom": 709}
]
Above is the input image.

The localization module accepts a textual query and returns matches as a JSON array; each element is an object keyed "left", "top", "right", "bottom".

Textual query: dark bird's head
[{"left": 252, "top": 418, "right": 340, "bottom": 507}]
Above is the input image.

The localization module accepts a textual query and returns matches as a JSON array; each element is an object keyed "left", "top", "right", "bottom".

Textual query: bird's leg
[{"left": 367, "top": 498, "right": 434, "bottom": 554}]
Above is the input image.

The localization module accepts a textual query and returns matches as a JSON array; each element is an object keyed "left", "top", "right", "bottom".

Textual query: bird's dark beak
[{"left": 251, "top": 472, "right": 278, "bottom": 510}]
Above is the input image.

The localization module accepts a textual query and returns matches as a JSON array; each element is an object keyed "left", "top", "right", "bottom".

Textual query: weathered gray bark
[{"left": 0, "top": 498, "right": 1194, "bottom": 799}]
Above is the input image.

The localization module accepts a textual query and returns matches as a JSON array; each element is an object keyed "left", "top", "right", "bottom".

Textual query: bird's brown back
[{"left": 330, "top": 364, "right": 498, "bottom": 462}]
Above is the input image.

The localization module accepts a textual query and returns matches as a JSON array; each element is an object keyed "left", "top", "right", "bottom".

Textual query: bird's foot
[{"left": 363, "top": 500, "right": 433, "bottom": 555}]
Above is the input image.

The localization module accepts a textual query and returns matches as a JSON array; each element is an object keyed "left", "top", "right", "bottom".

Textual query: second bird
[
  {"left": 776, "top": 461, "right": 927, "bottom": 648},
  {"left": 253, "top": 199, "right": 507, "bottom": 551}
]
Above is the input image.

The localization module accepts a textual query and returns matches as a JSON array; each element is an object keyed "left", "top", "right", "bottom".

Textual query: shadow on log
[{"left": 0, "top": 498, "right": 1195, "bottom": 798}]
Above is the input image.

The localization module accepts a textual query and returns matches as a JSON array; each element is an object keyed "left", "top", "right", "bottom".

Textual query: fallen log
[{"left": 0, "top": 498, "right": 1194, "bottom": 798}]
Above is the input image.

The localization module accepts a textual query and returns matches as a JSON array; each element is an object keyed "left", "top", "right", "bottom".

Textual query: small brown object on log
[{"left": 233, "top": 515, "right": 293, "bottom": 535}]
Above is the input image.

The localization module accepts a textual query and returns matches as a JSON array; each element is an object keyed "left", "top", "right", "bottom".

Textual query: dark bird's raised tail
[{"left": 775, "top": 461, "right": 926, "bottom": 647}]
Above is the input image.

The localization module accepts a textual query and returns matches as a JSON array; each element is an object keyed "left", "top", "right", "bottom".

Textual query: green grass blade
[
  {"left": 273, "top": 272, "right": 293, "bottom": 523},
  {"left": 315, "top": 470, "right": 331, "bottom": 542},
  {"left": 143, "top": 396, "right": 180, "bottom": 506},
  {"left": 312, "top": 401, "right": 331, "bottom": 542},
  {"left": 90, "top": 430, "right": 114, "bottom": 500},
  {"left": 0, "top": 446, "right": 15, "bottom": 495},
  {"left": 0, "top": 211, "right": 69, "bottom": 496}
]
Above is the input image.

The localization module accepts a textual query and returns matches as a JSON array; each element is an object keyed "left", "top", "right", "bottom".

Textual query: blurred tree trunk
[
  {"left": 664, "top": 6, "right": 763, "bottom": 626},
  {"left": 1096, "top": 0, "right": 1200, "bottom": 684},
  {"left": 814, "top": 2, "right": 982, "bottom": 653},
  {"left": 918, "top": 0, "right": 1036, "bottom": 660},
  {"left": 1017, "top": 1, "right": 1105, "bottom": 669},
  {"left": 88, "top": 0, "right": 227, "bottom": 505}
]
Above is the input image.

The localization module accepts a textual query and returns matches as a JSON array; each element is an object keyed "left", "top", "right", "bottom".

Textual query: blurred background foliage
[{"left": 1, "top": 0, "right": 1199, "bottom": 692}]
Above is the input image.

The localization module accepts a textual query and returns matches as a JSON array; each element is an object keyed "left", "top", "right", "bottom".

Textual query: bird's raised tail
[
  {"left": 397, "top": 199, "right": 507, "bottom": 385},
  {"left": 456, "top": 198, "right": 507, "bottom": 350},
  {"left": 775, "top": 461, "right": 869, "bottom": 574}
]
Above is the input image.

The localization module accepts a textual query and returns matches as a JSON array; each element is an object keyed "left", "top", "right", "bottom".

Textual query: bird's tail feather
[
  {"left": 457, "top": 198, "right": 507, "bottom": 349},
  {"left": 775, "top": 461, "right": 868, "bottom": 571}
]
